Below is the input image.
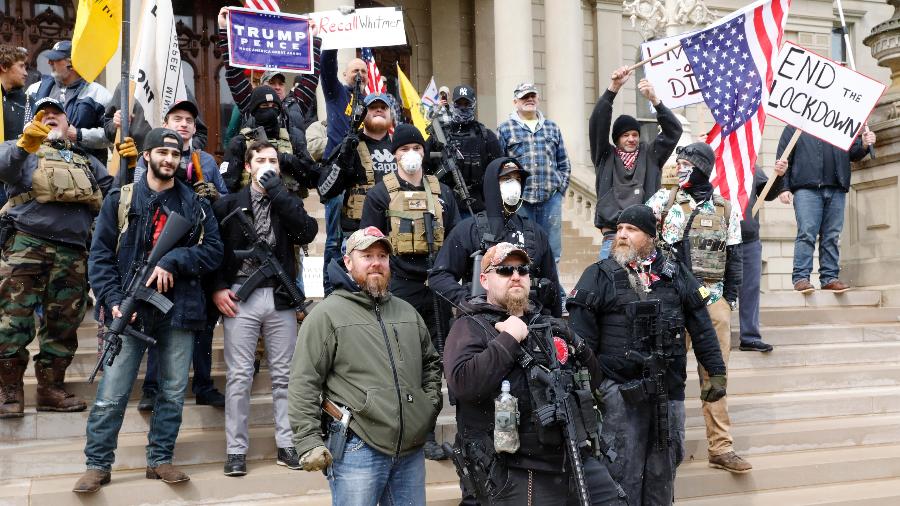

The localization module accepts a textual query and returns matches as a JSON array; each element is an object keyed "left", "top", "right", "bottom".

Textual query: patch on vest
[
  {"left": 698, "top": 286, "right": 711, "bottom": 300},
  {"left": 553, "top": 336, "right": 569, "bottom": 364}
]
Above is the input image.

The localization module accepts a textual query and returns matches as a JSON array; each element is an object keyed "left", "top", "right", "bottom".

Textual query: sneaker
[
  {"left": 196, "top": 389, "right": 226, "bottom": 408},
  {"left": 277, "top": 447, "right": 301, "bottom": 470},
  {"left": 708, "top": 451, "right": 753, "bottom": 474},
  {"left": 423, "top": 440, "right": 448, "bottom": 461},
  {"left": 793, "top": 279, "right": 815, "bottom": 294},
  {"left": 821, "top": 280, "right": 851, "bottom": 293},
  {"left": 739, "top": 340, "right": 774, "bottom": 352},
  {"left": 137, "top": 391, "right": 156, "bottom": 412},
  {"left": 224, "top": 454, "right": 247, "bottom": 476}
]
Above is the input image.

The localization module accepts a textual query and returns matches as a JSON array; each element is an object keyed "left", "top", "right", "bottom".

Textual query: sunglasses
[{"left": 486, "top": 264, "right": 530, "bottom": 277}]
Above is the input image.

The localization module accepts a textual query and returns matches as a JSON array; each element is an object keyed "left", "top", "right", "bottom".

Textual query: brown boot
[
  {"left": 35, "top": 357, "right": 86, "bottom": 412},
  {"left": 708, "top": 451, "right": 753, "bottom": 474},
  {"left": 146, "top": 463, "right": 190, "bottom": 484},
  {"left": 0, "top": 357, "right": 27, "bottom": 418},
  {"left": 72, "top": 469, "right": 111, "bottom": 493}
]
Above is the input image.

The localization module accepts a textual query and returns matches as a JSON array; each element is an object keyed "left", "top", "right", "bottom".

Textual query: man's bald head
[{"left": 344, "top": 58, "right": 368, "bottom": 87}]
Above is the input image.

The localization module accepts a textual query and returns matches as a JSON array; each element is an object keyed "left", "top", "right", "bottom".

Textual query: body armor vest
[
  {"left": 239, "top": 127, "right": 308, "bottom": 198},
  {"left": 663, "top": 190, "right": 730, "bottom": 282},
  {"left": 450, "top": 125, "right": 485, "bottom": 176},
  {"left": 2, "top": 144, "right": 102, "bottom": 214},
  {"left": 342, "top": 142, "right": 376, "bottom": 221},
  {"left": 383, "top": 172, "right": 445, "bottom": 255}
]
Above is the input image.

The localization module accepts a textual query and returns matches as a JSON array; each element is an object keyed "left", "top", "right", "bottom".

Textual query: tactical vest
[
  {"left": 383, "top": 172, "right": 445, "bottom": 255},
  {"left": 662, "top": 189, "right": 730, "bottom": 282},
  {"left": 239, "top": 127, "right": 308, "bottom": 198},
  {"left": 0, "top": 144, "right": 102, "bottom": 214},
  {"left": 341, "top": 142, "right": 376, "bottom": 221},
  {"left": 449, "top": 124, "right": 487, "bottom": 178}
]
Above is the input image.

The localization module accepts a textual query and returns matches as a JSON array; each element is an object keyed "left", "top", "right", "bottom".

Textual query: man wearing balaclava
[
  {"left": 425, "top": 85, "right": 502, "bottom": 217},
  {"left": 645, "top": 141, "right": 751, "bottom": 475}
]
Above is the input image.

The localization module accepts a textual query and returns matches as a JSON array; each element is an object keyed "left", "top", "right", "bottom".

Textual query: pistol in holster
[{"left": 322, "top": 399, "right": 352, "bottom": 462}]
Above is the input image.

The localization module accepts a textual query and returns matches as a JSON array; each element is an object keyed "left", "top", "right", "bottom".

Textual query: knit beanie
[
  {"left": 617, "top": 204, "right": 657, "bottom": 238},
  {"left": 612, "top": 115, "right": 641, "bottom": 142},
  {"left": 391, "top": 123, "right": 426, "bottom": 154}
]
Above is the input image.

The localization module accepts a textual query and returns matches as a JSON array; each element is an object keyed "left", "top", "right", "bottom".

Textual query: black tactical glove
[
  {"left": 258, "top": 169, "right": 283, "bottom": 195},
  {"left": 192, "top": 181, "right": 220, "bottom": 201},
  {"left": 338, "top": 134, "right": 359, "bottom": 166},
  {"left": 701, "top": 375, "right": 727, "bottom": 402}
]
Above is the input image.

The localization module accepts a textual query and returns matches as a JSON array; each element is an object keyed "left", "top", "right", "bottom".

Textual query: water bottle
[{"left": 494, "top": 380, "right": 520, "bottom": 453}]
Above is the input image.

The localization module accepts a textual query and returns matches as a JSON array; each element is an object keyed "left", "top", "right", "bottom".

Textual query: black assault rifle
[
  {"left": 89, "top": 211, "right": 193, "bottom": 383},
  {"left": 623, "top": 299, "right": 671, "bottom": 452},
  {"left": 428, "top": 115, "right": 476, "bottom": 217},
  {"left": 222, "top": 207, "right": 308, "bottom": 310},
  {"left": 322, "top": 74, "right": 366, "bottom": 168},
  {"left": 423, "top": 211, "right": 446, "bottom": 355}
]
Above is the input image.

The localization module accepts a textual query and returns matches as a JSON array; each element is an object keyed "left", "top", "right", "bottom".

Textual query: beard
[
  {"left": 46, "top": 129, "right": 63, "bottom": 142},
  {"left": 149, "top": 159, "right": 176, "bottom": 181},
  {"left": 612, "top": 239, "right": 654, "bottom": 267},
  {"left": 493, "top": 287, "right": 529, "bottom": 315},
  {"left": 364, "top": 114, "right": 390, "bottom": 133},
  {"left": 353, "top": 270, "right": 391, "bottom": 299}
]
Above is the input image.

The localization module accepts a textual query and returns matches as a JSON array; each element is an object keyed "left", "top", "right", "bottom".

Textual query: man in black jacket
[
  {"left": 775, "top": 126, "right": 875, "bottom": 293},
  {"left": 589, "top": 66, "right": 682, "bottom": 259},
  {"left": 212, "top": 140, "right": 318, "bottom": 477},
  {"left": 445, "top": 243, "right": 625, "bottom": 505},
  {"left": 429, "top": 157, "right": 563, "bottom": 317}
]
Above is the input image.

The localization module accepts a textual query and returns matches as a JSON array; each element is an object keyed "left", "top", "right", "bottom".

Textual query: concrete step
[
  {"left": 675, "top": 476, "right": 900, "bottom": 505},
  {"left": 752, "top": 307, "right": 900, "bottom": 326},
  {"left": 688, "top": 342, "right": 900, "bottom": 370},
  {"left": 675, "top": 443, "right": 900, "bottom": 500},
  {"left": 757, "top": 289, "right": 882, "bottom": 308},
  {"left": 729, "top": 322, "right": 900, "bottom": 347}
]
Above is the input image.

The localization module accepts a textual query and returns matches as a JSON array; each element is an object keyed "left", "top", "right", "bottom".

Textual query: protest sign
[
  {"left": 767, "top": 42, "right": 886, "bottom": 151},
  {"left": 227, "top": 7, "right": 313, "bottom": 73},
  {"left": 308, "top": 7, "right": 406, "bottom": 50},
  {"left": 640, "top": 33, "right": 704, "bottom": 109}
]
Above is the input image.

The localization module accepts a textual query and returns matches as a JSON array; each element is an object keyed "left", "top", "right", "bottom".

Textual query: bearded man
[
  {"left": 288, "top": 226, "right": 443, "bottom": 505},
  {"left": 566, "top": 204, "right": 726, "bottom": 505}
]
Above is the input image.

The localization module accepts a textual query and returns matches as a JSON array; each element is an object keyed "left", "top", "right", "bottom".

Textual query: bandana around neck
[
  {"left": 616, "top": 148, "right": 639, "bottom": 170},
  {"left": 627, "top": 249, "right": 660, "bottom": 290}
]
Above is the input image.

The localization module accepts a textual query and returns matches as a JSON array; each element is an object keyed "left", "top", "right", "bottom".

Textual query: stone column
[
  {"left": 475, "top": 0, "right": 497, "bottom": 128},
  {"left": 431, "top": 0, "right": 462, "bottom": 89},
  {"left": 493, "top": 0, "right": 534, "bottom": 123},
  {"left": 544, "top": 0, "right": 586, "bottom": 167},
  {"left": 313, "top": 0, "right": 356, "bottom": 120}
]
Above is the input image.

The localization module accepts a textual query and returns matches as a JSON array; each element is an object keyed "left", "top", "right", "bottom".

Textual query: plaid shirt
[{"left": 497, "top": 111, "right": 571, "bottom": 203}]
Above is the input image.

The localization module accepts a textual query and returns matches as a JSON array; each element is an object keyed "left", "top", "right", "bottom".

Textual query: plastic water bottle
[{"left": 494, "top": 380, "right": 520, "bottom": 453}]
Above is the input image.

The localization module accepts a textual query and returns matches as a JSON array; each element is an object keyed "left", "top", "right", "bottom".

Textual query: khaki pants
[{"left": 687, "top": 298, "right": 734, "bottom": 456}]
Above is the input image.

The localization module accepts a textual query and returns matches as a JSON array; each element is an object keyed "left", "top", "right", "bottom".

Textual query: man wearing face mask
[
  {"left": 425, "top": 85, "right": 502, "bottom": 217},
  {"left": 430, "top": 158, "right": 564, "bottom": 318},
  {"left": 590, "top": 66, "right": 683, "bottom": 260},
  {"left": 317, "top": 93, "right": 397, "bottom": 235},
  {"left": 223, "top": 86, "right": 317, "bottom": 198},
  {"left": 645, "top": 141, "right": 751, "bottom": 475}
]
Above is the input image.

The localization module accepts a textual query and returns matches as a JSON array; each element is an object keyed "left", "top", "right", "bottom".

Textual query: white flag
[
  {"left": 132, "top": 0, "right": 187, "bottom": 129},
  {"left": 420, "top": 77, "right": 439, "bottom": 114}
]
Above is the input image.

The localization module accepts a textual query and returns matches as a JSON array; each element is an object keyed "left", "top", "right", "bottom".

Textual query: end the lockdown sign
[
  {"left": 227, "top": 8, "right": 313, "bottom": 74},
  {"left": 768, "top": 42, "right": 886, "bottom": 151}
]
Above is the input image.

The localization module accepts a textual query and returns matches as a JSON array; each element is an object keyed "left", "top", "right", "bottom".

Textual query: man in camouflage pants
[{"left": 0, "top": 97, "right": 112, "bottom": 418}]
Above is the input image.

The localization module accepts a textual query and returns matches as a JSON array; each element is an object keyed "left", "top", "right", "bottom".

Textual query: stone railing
[{"left": 563, "top": 166, "right": 604, "bottom": 246}]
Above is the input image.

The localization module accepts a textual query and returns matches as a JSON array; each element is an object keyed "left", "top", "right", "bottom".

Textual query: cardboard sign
[
  {"left": 768, "top": 42, "right": 886, "bottom": 151},
  {"left": 309, "top": 7, "right": 406, "bottom": 50},
  {"left": 640, "top": 33, "right": 705, "bottom": 109},
  {"left": 227, "top": 8, "right": 314, "bottom": 73}
]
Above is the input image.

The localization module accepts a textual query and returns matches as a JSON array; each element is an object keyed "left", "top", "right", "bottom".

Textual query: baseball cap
[
  {"left": 165, "top": 100, "right": 199, "bottom": 119},
  {"left": 513, "top": 83, "right": 539, "bottom": 99},
  {"left": 143, "top": 127, "right": 182, "bottom": 152},
  {"left": 345, "top": 226, "right": 393, "bottom": 255},
  {"left": 482, "top": 242, "right": 531, "bottom": 273},
  {"left": 363, "top": 93, "right": 392, "bottom": 107},
  {"left": 32, "top": 97, "right": 64, "bottom": 116},
  {"left": 46, "top": 40, "right": 72, "bottom": 61},
  {"left": 261, "top": 70, "right": 286, "bottom": 84},
  {"left": 452, "top": 85, "right": 476, "bottom": 103},
  {"left": 497, "top": 159, "right": 527, "bottom": 179}
]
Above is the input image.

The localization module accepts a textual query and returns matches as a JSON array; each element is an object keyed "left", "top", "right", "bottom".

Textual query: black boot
[{"left": 224, "top": 454, "right": 247, "bottom": 476}]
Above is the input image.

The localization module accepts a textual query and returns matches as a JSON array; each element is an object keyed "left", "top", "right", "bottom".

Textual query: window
[{"left": 832, "top": 26, "right": 848, "bottom": 65}]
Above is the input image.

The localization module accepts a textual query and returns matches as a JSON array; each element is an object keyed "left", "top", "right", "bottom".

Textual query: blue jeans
[
  {"left": 520, "top": 191, "right": 563, "bottom": 263},
  {"left": 792, "top": 187, "right": 846, "bottom": 285},
  {"left": 322, "top": 194, "right": 344, "bottom": 296},
  {"left": 739, "top": 239, "right": 763, "bottom": 344},
  {"left": 143, "top": 319, "right": 215, "bottom": 397},
  {"left": 327, "top": 431, "right": 426, "bottom": 506},
  {"left": 84, "top": 318, "right": 195, "bottom": 471},
  {"left": 599, "top": 232, "right": 616, "bottom": 260}
]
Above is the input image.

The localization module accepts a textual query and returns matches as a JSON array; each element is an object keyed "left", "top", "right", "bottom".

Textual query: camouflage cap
[
  {"left": 345, "top": 226, "right": 393, "bottom": 255},
  {"left": 482, "top": 242, "right": 530, "bottom": 273}
]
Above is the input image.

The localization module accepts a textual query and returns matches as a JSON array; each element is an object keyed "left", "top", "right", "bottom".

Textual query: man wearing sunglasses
[
  {"left": 445, "top": 242, "right": 625, "bottom": 505},
  {"left": 567, "top": 204, "right": 727, "bottom": 505}
]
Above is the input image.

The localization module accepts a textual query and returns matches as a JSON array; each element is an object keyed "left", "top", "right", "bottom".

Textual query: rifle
[
  {"left": 529, "top": 322, "right": 591, "bottom": 506},
  {"left": 321, "top": 74, "right": 366, "bottom": 168},
  {"left": 623, "top": 300, "right": 671, "bottom": 452},
  {"left": 428, "top": 115, "right": 476, "bottom": 217},
  {"left": 89, "top": 211, "right": 193, "bottom": 383},
  {"left": 222, "top": 207, "right": 308, "bottom": 310},
  {"left": 423, "top": 211, "right": 446, "bottom": 355}
]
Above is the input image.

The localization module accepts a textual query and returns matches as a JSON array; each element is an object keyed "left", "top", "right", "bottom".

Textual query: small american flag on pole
[
  {"left": 245, "top": 0, "right": 280, "bottom": 12},
  {"left": 681, "top": 0, "right": 791, "bottom": 217},
  {"left": 361, "top": 47, "right": 387, "bottom": 95}
]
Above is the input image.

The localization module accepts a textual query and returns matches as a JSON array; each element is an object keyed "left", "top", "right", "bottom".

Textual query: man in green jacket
[{"left": 288, "top": 226, "right": 443, "bottom": 504}]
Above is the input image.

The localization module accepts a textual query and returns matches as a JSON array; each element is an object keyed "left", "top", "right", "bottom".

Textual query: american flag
[
  {"left": 681, "top": 0, "right": 790, "bottom": 217},
  {"left": 361, "top": 47, "right": 387, "bottom": 95},
  {"left": 245, "top": 0, "right": 279, "bottom": 11}
]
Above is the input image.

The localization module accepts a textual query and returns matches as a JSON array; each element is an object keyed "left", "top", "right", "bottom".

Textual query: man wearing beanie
[
  {"left": 568, "top": 204, "right": 726, "bottom": 505},
  {"left": 590, "top": 66, "right": 683, "bottom": 259},
  {"left": 645, "top": 141, "right": 751, "bottom": 475}
]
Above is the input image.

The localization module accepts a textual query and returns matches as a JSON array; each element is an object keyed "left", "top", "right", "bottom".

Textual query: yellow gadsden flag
[
  {"left": 71, "top": 0, "right": 121, "bottom": 83},
  {"left": 396, "top": 65, "right": 430, "bottom": 139}
]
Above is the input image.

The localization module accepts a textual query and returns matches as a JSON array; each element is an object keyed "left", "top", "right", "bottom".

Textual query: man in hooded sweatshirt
[{"left": 590, "top": 66, "right": 683, "bottom": 259}]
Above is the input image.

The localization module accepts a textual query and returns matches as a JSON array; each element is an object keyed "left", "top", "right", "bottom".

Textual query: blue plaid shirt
[{"left": 497, "top": 112, "right": 571, "bottom": 204}]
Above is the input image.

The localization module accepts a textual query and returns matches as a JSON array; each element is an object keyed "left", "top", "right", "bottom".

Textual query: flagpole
[
  {"left": 752, "top": 128, "right": 802, "bottom": 217},
  {"left": 628, "top": 43, "right": 682, "bottom": 72},
  {"left": 120, "top": 0, "right": 131, "bottom": 173},
  {"left": 836, "top": 0, "right": 875, "bottom": 159}
]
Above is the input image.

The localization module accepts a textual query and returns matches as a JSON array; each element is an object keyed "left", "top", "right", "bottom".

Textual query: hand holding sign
[{"left": 609, "top": 66, "right": 633, "bottom": 93}]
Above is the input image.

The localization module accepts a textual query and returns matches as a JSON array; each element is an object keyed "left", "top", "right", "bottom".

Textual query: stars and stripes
[
  {"left": 681, "top": 0, "right": 791, "bottom": 217},
  {"left": 244, "top": 0, "right": 280, "bottom": 12},
  {"left": 361, "top": 47, "right": 387, "bottom": 95}
]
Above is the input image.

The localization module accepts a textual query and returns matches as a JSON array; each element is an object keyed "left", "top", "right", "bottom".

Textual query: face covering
[
  {"left": 451, "top": 103, "right": 476, "bottom": 123},
  {"left": 253, "top": 107, "right": 280, "bottom": 133},
  {"left": 677, "top": 164, "right": 693, "bottom": 189},
  {"left": 255, "top": 163, "right": 277, "bottom": 185},
  {"left": 399, "top": 151, "right": 423, "bottom": 174},
  {"left": 500, "top": 179, "right": 522, "bottom": 206}
]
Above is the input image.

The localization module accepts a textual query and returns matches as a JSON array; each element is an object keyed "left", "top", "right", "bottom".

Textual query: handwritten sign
[
  {"left": 768, "top": 42, "right": 886, "bottom": 150},
  {"left": 227, "top": 8, "right": 313, "bottom": 73},
  {"left": 308, "top": 7, "right": 406, "bottom": 50},
  {"left": 641, "top": 33, "right": 704, "bottom": 109}
]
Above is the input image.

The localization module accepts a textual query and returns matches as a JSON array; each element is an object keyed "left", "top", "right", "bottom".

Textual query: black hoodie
[{"left": 429, "top": 157, "right": 563, "bottom": 317}]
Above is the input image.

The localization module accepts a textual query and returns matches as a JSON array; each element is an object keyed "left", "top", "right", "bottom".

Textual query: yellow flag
[
  {"left": 71, "top": 0, "right": 121, "bottom": 83},
  {"left": 396, "top": 65, "right": 430, "bottom": 139}
]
